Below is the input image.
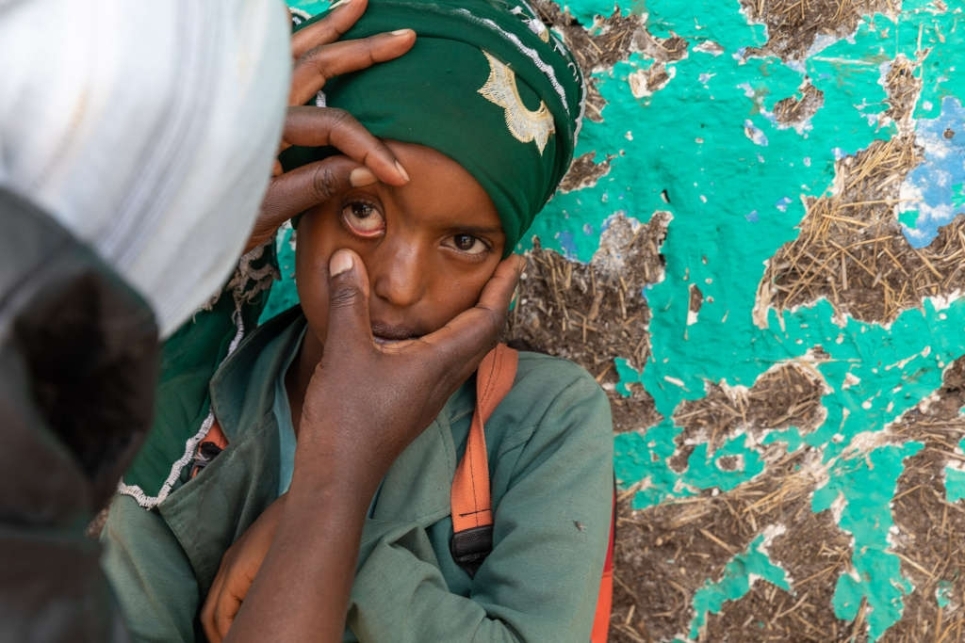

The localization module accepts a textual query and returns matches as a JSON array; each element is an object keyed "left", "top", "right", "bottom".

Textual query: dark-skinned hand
[
  {"left": 244, "top": 0, "right": 415, "bottom": 254},
  {"left": 297, "top": 250, "right": 526, "bottom": 489},
  {"left": 204, "top": 250, "right": 525, "bottom": 642}
]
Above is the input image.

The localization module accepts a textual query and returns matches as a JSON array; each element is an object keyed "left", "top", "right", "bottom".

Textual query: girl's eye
[
  {"left": 341, "top": 201, "right": 385, "bottom": 238},
  {"left": 447, "top": 234, "right": 490, "bottom": 256}
]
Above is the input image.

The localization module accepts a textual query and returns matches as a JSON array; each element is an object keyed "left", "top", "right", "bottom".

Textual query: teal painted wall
[{"left": 280, "top": 1, "right": 965, "bottom": 639}]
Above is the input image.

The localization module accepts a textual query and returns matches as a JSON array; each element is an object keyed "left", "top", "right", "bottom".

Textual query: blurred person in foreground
[{"left": 0, "top": 0, "right": 519, "bottom": 640}]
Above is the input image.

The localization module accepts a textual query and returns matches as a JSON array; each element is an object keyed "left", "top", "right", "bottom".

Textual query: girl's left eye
[
  {"left": 341, "top": 201, "right": 385, "bottom": 238},
  {"left": 446, "top": 234, "right": 490, "bottom": 255}
]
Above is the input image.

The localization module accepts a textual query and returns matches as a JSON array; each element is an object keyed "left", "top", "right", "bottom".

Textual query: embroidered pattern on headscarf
[
  {"left": 478, "top": 52, "right": 556, "bottom": 154},
  {"left": 510, "top": 5, "right": 550, "bottom": 42}
]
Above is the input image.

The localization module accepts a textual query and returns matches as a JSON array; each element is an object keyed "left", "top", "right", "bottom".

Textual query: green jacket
[{"left": 101, "top": 308, "right": 613, "bottom": 642}]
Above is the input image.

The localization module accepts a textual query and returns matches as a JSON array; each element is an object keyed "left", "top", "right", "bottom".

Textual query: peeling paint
[
  {"left": 273, "top": 0, "right": 965, "bottom": 639},
  {"left": 900, "top": 97, "right": 965, "bottom": 247},
  {"left": 686, "top": 532, "right": 791, "bottom": 641}
]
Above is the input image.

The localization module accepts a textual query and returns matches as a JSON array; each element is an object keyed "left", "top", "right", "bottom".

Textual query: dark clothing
[{"left": 0, "top": 187, "right": 158, "bottom": 642}]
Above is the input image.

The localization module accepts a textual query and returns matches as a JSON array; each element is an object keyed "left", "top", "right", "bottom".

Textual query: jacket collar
[{"left": 209, "top": 306, "right": 305, "bottom": 442}]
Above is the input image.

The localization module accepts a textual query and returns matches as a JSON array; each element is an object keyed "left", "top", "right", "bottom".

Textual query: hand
[
  {"left": 201, "top": 495, "right": 286, "bottom": 643},
  {"left": 209, "top": 251, "right": 524, "bottom": 642},
  {"left": 245, "top": 0, "right": 416, "bottom": 253},
  {"left": 294, "top": 249, "right": 527, "bottom": 495}
]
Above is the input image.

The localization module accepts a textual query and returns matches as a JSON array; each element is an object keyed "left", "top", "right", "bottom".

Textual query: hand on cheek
[{"left": 293, "top": 249, "right": 525, "bottom": 493}]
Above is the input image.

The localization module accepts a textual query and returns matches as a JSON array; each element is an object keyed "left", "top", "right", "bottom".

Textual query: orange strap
[
  {"left": 590, "top": 487, "right": 616, "bottom": 643},
  {"left": 450, "top": 343, "right": 518, "bottom": 533},
  {"left": 189, "top": 417, "right": 228, "bottom": 479},
  {"left": 203, "top": 419, "right": 228, "bottom": 450},
  {"left": 451, "top": 344, "right": 616, "bottom": 642}
]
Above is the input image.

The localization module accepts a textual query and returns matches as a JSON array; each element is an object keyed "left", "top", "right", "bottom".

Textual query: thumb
[{"left": 321, "top": 249, "right": 374, "bottom": 356}]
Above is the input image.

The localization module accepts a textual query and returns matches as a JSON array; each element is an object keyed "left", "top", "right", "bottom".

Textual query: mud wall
[{"left": 281, "top": 1, "right": 965, "bottom": 640}]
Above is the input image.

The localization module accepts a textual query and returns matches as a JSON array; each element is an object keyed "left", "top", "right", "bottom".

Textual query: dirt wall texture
[{"left": 281, "top": 0, "right": 965, "bottom": 639}]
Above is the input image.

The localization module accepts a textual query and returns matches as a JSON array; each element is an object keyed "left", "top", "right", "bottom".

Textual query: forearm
[{"left": 225, "top": 449, "right": 379, "bottom": 642}]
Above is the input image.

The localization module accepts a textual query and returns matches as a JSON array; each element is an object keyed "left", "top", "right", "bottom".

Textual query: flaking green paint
[
  {"left": 946, "top": 469, "right": 965, "bottom": 503},
  {"left": 687, "top": 533, "right": 790, "bottom": 640},
  {"left": 814, "top": 442, "right": 922, "bottom": 640},
  {"left": 272, "top": 0, "right": 965, "bottom": 638},
  {"left": 761, "top": 427, "right": 804, "bottom": 452},
  {"left": 681, "top": 438, "right": 765, "bottom": 493},
  {"left": 945, "top": 439, "right": 965, "bottom": 503},
  {"left": 546, "top": 0, "right": 963, "bottom": 639},
  {"left": 936, "top": 580, "right": 953, "bottom": 609}
]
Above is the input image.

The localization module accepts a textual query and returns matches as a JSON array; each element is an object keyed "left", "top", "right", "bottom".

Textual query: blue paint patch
[
  {"left": 557, "top": 230, "right": 578, "bottom": 257},
  {"left": 900, "top": 97, "right": 965, "bottom": 248},
  {"left": 744, "top": 119, "right": 770, "bottom": 146}
]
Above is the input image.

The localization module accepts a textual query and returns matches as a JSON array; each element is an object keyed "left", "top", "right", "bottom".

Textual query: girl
[{"left": 102, "top": 0, "right": 613, "bottom": 640}]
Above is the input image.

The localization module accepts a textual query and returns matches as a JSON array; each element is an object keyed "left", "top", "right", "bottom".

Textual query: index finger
[
  {"left": 282, "top": 107, "right": 408, "bottom": 186},
  {"left": 260, "top": 155, "right": 371, "bottom": 232}
]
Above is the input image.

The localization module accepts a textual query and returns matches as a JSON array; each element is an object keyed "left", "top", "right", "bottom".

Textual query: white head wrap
[{"left": 0, "top": 0, "right": 291, "bottom": 337}]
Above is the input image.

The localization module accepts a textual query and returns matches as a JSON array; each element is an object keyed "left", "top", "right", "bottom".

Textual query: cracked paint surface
[{"left": 274, "top": 0, "right": 965, "bottom": 639}]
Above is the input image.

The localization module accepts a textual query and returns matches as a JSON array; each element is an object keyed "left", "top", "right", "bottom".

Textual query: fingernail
[
  {"left": 330, "top": 0, "right": 352, "bottom": 10},
  {"left": 330, "top": 250, "right": 354, "bottom": 277},
  {"left": 391, "top": 28, "right": 414, "bottom": 36},
  {"left": 349, "top": 167, "right": 377, "bottom": 187},
  {"left": 394, "top": 160, "right": 410, "bottom": 183}
]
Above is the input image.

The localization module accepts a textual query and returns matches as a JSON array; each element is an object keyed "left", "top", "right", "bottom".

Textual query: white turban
[{"left": 0, "top": 0, "right": 291, "bottom": 337}]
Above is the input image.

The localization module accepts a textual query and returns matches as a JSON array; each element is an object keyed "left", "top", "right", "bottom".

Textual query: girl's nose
[{"left": 370, "top": 239, "right": 427, "bottom": 309}]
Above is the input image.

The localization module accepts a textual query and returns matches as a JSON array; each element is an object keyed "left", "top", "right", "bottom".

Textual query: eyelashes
[
  {"left": 339, "top": 198, "right": 495, "bottom": 258},
  {"left": 341, "top": 199, "right": 385, "bottom": 238},
  {"left": 445, "top": 233, "right": 491, "bottom": 256}
]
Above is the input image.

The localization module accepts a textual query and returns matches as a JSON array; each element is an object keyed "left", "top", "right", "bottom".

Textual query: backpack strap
[
  {"left": 450, "top": 343, "right": 518, "bottom": 577},
  {"left": 590, "top": 484, "right": 616, "bottom": 643},
  {"left": 189, "top": 418, "right": 228, "bottom": 479}
]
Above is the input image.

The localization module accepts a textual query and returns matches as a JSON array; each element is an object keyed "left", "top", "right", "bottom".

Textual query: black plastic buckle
[
  {"left": 450, "top": 525, "right": 493, "bottom": 578},
  {"left": 189, "top": 441, "right": 224, "bottom": 478}
]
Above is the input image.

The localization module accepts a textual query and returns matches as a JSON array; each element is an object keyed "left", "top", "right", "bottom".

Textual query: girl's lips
[{"left": 370, "top": 322, "right": 419, "bottom": 344}]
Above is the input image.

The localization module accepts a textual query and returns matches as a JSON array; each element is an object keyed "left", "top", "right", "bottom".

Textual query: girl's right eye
[{"left": 341, "top": 201, "right": 385, "bottom": 238}]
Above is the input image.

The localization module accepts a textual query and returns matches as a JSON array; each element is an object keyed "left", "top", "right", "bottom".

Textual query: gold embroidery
[{"left": 478, "top": 51, "right": 555, "bottom": 155}]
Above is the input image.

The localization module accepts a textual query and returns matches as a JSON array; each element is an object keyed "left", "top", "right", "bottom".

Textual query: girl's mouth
[{"left": 371, "top": 322, "right": 419, "bottom": 345}]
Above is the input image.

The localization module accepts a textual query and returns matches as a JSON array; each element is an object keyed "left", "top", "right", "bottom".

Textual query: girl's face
[{"left": 296, "top": 140, "right": 506, "bottom": 351}]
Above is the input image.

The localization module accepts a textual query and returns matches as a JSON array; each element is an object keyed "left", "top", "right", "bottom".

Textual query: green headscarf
[{"left": 285, "top": 0, "right": 585, "bottom": 253}]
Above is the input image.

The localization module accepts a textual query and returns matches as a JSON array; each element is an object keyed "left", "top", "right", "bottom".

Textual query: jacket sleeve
[
  {"left": 100, "top": 494, "right": 201, "bottom": 643},
  {"left": 347, "top": 368, "right": 614, "bottom": 643}
]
